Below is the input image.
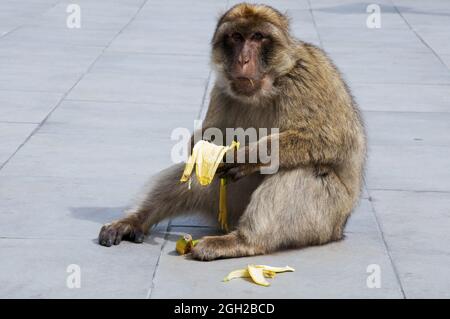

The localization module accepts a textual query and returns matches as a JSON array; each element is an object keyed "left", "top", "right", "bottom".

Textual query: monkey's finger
[
  {"left": 228, "top": 166, "right": 257, "bottom": 182},
  {"left": 99, "top": 223, "right": 121, "bottom": 247},
  {"left": 99, "top": 232, "right": 113, "bottom": 247},
  {"left": 216, "top": 162, "right": 239, "bottom": 174},
  {"left": 217, "top": 166, "right": 237, "bottom": 179},
  {"left": 113, "top": 230, "right": 123, "bottom": 245},
  {"left": 98, "top": 225, "right": 111, "bottom": 247},
  {"left": 105, "top": 228, "right": 117, "bottom": 247},
  {"left": 123, "top": 227, "right": 145, "bottom": 244},
  {"left": 224, "top": 166, "right": 243, "bottom": 182}
]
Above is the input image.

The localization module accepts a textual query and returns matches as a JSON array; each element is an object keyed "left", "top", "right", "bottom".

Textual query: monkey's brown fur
[{"left": 99, "top": 3, "right": 366, "bottom": 261}]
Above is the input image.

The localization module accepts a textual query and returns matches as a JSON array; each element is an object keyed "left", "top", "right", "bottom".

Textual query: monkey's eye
[
  {"left": 231, "top": 32, "right": 243, "bottom": 41},
  {"left": 252, "top": 32, "right": 264, "bottom": 40}
]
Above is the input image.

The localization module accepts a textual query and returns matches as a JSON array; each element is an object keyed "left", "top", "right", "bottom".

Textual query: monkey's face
[
  {"left": 212, "top": 24, "right": 275, "bottom": 98},
  {"left": 212, "top": 4, "right": 296, "bottom": 102}
]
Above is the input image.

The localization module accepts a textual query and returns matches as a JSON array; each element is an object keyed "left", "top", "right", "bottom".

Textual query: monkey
[{"left": 98, "top": 3, "right": 367, "bottom": 261}]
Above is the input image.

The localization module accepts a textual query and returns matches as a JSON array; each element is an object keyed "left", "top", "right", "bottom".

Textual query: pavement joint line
[
  {"left": 363, "top": 110, "right": 450, "bottom": 114},
  {"left": 105, "top": 50, "right": 209, "bottom": 57},
  {"left": 390, "top": 0, "right": 450, "bottom": 72},
  {"left": 146, "top": 220, "right": 172, "bottom": 299},
  {"left": 0, "top": 88, "right": 65, "bottom": 94},
  {"left": 0, "top": 93, "right": 66, "bottom": 172},
  {"left": 196, "top": 70, "right": 212, "bottom": 120},
  {"left": 0, "top": 121, "right": 40, "bottom": 125},
  {"left": 351, "top": 81, "right": 450, "bottom": 85},
  {"left": 0, "top": 236, "right": 95, "bottom": 241},
  {"left": 365, "top": 181, "right": 407, "bottom": 298},
  {"left": 63, "top": 98, "right": 202, "bottom": 107},
  {"left": 0, "top": 0, "right": 152, "bottom": 173},
  {"left": 170, "top": 225, "right": 216, "bottom": 229},
  {"left": 351, "top": 82, "right": 450, "bottom": 86},
  {"left": 368, "top": 188, "right": 450, "bottom": 194},
  {"left": 306, "top": 0, "right": 324, "bottom": 49}
]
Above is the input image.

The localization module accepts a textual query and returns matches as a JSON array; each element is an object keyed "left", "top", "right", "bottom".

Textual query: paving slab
[
  {"left": 0, "top": 174, "right": 149, "bottom": 239},
  {"left": 89, "top": 52, "right": 210, "bottom": 78},
  {"left": 370, "top": 190, "right": 450, "bottom": 298},
  {"left": 367, "top": 144, "right": 450, "bottom": 192},
  {"left": 331, "top": 51, "right": 450, "bottom": 85},
  {"left": 413, "top": 26, "right": 450, "bottom": 55},
  {"left": 364, "top": 111, "right": 450, "bottom": 146},
  {"left": 318, "top": 27, "right": 430, "bottom": 54},
  {"left": 68, "top": 72, "right": 209, "bottom": 104},
  {"left": 2, "top": 26, "right": 119, "bottom": 48},
  {"left": 0, "top": 42, "right": 103, "bottom": 70},
  {"left": 0, "top": 66, "right": 83, "bottom": 93},
  {"left": 0, "top": 235, "right": 165, "bottom": 298},
  {"left": 0, "top": 90, "right": 62, "bottom": 123},
  {"left": 352, "top": 83, "right": 450, "bottom": 113}
]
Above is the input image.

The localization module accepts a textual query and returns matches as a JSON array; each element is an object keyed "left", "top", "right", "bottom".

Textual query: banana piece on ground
[
  {"left": 223, "top": 265, "right": 295, "bottom": 286},
  {"left": 175, "top": 234, "right": 199, "bottom": 255}
]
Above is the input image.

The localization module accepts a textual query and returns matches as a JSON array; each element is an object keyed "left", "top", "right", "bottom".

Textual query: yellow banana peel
[
  {"left": 248, "top": 265, "right": 270, "bottom": 287},
  {"left": 180, "top": 140, "right": 239, "bottom": 232},
  {"left": 180, "top": 140, "right": 239, "bottom": 186},
  {"left": 223, "top": 265, "right": 295, "bottom": 286},
  {"left": 223, "top": 269, "right": 250, "bottom": 282},
  {"left": 255, "top": 265, "right": 295, "bottom": 273}
]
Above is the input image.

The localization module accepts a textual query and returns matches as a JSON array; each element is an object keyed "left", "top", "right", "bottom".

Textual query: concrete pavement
[{"left": 0, "top": 0, "right": 449, "bottom": 298}]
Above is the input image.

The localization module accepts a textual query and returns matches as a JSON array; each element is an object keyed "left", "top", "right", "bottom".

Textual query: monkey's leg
[
  {"left": 99, "top": 163, "right": 218, "bottom": 247},
  {"left": 191, "top": 168, "right": 354, "bottom": 261}
]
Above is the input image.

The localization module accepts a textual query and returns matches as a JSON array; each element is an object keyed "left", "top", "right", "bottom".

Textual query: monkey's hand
[
  {"left": 217, "top": 162, "right": 261, "bottom": 182},
  {"left": 98, "top": 219, "right": 145, "bottom": 247}
]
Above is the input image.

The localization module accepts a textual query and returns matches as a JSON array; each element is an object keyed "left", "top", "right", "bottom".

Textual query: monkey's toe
[
  {"left": 99, "top": 224, "right": 119, "bottom": 247},
  {"left": 190, "top": 238, "right": 223, "bottom": 261}
]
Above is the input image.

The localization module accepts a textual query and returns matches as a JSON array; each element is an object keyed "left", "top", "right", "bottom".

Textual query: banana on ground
[
  {"left": 223, "top": 265, "right": 295, "bottom": 287},
  {"left": 175, "top": 234, "right": 199, "bottom": 255}
]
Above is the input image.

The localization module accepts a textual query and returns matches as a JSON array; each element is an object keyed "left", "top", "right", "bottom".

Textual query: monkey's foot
[
  {"left": 98, "top": 220, "right": 145, "bottom": 247},
  {"left": 190, "top": 232, "right": 260, "bottom": 261}
]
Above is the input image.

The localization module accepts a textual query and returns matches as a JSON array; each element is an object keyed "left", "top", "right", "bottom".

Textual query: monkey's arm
[
  {"left": 272, "top": 129, "right": 347, "bottom": 168},
  {"left": 220, "top": 129, "right": 348, "bottom": 180}
]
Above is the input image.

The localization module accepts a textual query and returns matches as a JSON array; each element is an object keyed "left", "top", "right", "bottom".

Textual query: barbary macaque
[{"left": 99, "top": 3, "right": 366, "bottom": 261}]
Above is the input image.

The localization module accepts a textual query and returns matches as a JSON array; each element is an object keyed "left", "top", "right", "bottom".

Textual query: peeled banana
[
  {"left": 180, "top": 140, "right": 239, "bottom": 186},
  {"left": 180, "top": 140, "right": 239, "bottom": 232},
  {"left": 223, "top": 265, "right": 295, "bottom": 286}
]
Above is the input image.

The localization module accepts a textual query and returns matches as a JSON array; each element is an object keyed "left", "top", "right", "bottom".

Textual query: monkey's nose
[{"left": 238, "top": 56, "right": 250, "bottom": 66}]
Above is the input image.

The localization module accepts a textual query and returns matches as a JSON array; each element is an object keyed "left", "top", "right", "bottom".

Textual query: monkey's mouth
[{"left": 230, "top": 77, "right": 263, "bottom": 96}]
